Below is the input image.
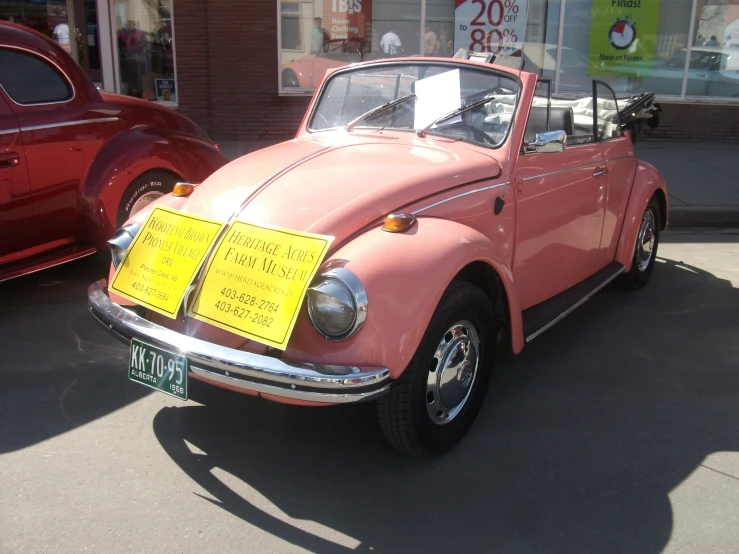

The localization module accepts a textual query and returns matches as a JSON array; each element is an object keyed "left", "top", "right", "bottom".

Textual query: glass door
[{"left": 0, "top": 0, "right": 104, "bottom": 88}]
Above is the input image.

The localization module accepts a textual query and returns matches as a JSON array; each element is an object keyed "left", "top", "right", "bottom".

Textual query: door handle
[
  {"left": 592, "top": 167, "right": 609, "bottom": 177},
  {"left": 0, "top": 152, "right": 20, "bottom": 169}
]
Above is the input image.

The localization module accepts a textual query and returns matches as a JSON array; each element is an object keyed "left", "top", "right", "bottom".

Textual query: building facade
[{"left": 3, "top": 0, "right": 739, "bottom": 142}]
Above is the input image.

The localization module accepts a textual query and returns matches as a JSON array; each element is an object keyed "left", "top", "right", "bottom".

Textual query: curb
[{"left": 668, "top": 207, "right": 739, "bottom": 228}]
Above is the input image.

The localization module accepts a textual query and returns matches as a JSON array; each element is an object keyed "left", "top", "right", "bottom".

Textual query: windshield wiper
[
  {"left": 345, "top": 93, "right": 416, "bottom": 132},
  {"left": 415, "top": 96, "right": 495, "bottom": 137}
]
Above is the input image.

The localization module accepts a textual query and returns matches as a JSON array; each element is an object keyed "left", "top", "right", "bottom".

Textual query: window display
[
  {"left": 280, "top": 0, "right": 422, "bottom": 90},
  {"left": 277, "top": 0, "right": 739, "bottom": 101},
  {"left": 687, "top": 0, "right": 739, "bottom": 98},
  {"left": 114, "top": 0, "right": 176, "bottom": 103}
]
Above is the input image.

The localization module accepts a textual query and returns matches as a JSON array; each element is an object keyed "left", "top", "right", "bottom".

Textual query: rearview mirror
[{"left": 525, "top": 130, "right": 566, "bottom": 153}]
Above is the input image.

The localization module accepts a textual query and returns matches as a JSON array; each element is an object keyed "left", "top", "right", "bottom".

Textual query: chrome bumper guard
[{"left": 87, "top": 280, "right": 391, "bottom": 404}]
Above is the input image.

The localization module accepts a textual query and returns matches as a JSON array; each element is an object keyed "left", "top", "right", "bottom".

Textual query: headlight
[
  {"left": 306, "top": 268, "right": 367, "bottom": 340},
  {"left": 107, "top": 224, "right": 141, "bottom": 269}
]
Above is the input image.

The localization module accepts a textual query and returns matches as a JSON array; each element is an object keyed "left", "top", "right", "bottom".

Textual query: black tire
[
  {"left": 616, "top": 195, "right": 661, "bottom": 290},
  {"left": 377, "top": 281, "right": 496, "bottom": 458},
  {"left": 116, "top": 169, "right": 180, "bottom": 227},
  {"left": 282, "top": 69, "right": 300, "bottom": 88}
]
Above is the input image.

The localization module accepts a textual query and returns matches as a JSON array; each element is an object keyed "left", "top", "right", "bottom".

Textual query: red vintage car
[{"left": 0, "top": 22, "right": 228, "bottom": 282}]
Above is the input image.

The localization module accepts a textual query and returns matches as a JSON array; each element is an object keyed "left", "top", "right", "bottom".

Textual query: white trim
[
  {"left": 96, "top": 0, "right": 116, "bottom": 92},
  {"left": 170, "top": 0, "right": 180, "bottom": 106},
  {"left": 277, "top": 0, "right": 283, "bottom": 89},
  {"left": 681, "top": 0, "right": 699, "bottom": 98},
  {"left": 420, "top": 0, "right": 427, "bottom": 55},
  {"left": 412, "top": 182, "right": 508, "bottom": 214},
  {"left": 20, "top": 118, "right": 120, "bottom": 132},
  {"left": 108, "top": 0, "right": 121, "bottom": 94},
  {"left": 554, "top": 0, "right": 566, "bottom": 94}
]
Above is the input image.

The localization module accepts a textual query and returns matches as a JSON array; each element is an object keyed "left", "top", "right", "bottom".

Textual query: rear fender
[
  {"left": 80, "top": 127, "right": 227, "bottom": 248},
  {"left": 283, "top": 217, "right": 523, "bottom": 378},
  {"left": 615, "top": 160, "right": 669, "bottom": 271}
]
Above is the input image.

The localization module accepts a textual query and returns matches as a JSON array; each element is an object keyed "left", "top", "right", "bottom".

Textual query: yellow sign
[
  {"left": 188, "top": 220, "right": 333, "bottom": 350},
  {"left": 109, "top": 206, "right": 225, "bottom": 318}
]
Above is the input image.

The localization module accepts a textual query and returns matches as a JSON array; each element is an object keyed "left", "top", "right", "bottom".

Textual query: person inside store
[
  {"left": 381, "top": 26, "right": 402, "bottom": 56},
  {"left": 311, "top": 17, "right": 329, "bottom": 53},
  {"left": 424, "top": 25, "right": 438, "bottom": 55},
  {"left": 704, "top": 35, "right": 720, "bottom": 47}
]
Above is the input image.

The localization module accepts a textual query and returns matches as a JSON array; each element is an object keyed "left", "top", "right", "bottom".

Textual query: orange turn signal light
[
  {"left": 382, "top": 212, "right": 416, "bottom": 233},
  {"left": 172, "top": 182, "right": 196, "bottom": 197}
]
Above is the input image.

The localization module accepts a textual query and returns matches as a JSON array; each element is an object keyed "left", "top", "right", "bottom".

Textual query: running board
[
  {"left": 0, "top": 244, "right": 97, "bottom": 284},
  {"left": 522, "top": 262, "right": 625, "bottom": 343}
]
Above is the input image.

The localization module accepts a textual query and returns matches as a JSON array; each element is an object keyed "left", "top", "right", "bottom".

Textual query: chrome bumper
[{"left": 87, "top": 280, "right": 391, "bottom": 404}]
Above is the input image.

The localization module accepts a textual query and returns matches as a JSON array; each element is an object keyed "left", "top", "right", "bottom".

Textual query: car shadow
[
  {"left": 151, "top": 256, "right": 739, "bottom": 553},
  {"left": 0, "top": 257, "right": 148, "bottom": 454}
]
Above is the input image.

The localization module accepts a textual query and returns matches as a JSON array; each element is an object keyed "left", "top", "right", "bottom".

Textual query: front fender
[
  {"left": 283, "top": 217, "right": 523, "bottom": 378},
  {"left": 615, "top": 160, "right": 668, "bottom": 271},
  {"left": 80, "top": 127, "right": 228, "bottom": 248}
]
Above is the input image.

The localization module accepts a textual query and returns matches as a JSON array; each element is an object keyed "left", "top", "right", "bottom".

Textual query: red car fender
[
  {"left": 283, "top": 217, "right": 524, "bottom": 378},
  {"left": 80, "top": 127, "right": 227, "bottom": 248},
  {"left": 614, "top": 160, "right": 669, "bottom": 272}
]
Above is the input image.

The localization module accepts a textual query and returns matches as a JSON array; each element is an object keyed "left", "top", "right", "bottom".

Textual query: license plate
[{"left": 128, "top": 338, "right": 188, "bottom": 400}]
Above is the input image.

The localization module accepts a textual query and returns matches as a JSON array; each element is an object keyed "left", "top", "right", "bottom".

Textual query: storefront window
[
  {"left": 279, "top": 0, "right": 422, "bottom": 90},
  {"left": 561, "top": 0, "right": 694, "bottom": 95},
  {"left": 688, "top": 0, "right": 739, "bottom": 98},
  {"left": 114, "top": 0, "right": 176, "bottom": 103},
  {"left": 277, "top": 0, "right": 739, "bottom": 101}
]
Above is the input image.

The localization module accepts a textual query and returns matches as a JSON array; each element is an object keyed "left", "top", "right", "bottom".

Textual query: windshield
[{"left": 309, "top": 63, "right": 520, "bottom": 149}]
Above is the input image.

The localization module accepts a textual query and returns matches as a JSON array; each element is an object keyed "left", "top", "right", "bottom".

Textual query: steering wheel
[{"left": 439, "top": 121, "right": 497, "bottom": 146}]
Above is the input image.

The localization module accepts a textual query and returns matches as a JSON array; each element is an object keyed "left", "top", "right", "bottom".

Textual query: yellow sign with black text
[
  {"left": 109, "top": 206, "right": 225, "bottom": 318},
  {"left": 188, "top": 221, "right": 333, "bottom": 350}
]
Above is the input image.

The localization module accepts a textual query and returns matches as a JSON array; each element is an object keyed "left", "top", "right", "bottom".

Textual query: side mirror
[{"left": 525, "top": 130, "right": 567, "bottom": 153}]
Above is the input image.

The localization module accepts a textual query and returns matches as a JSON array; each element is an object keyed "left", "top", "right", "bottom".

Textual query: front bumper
[{"left": 87, "top": 280, "right": 391, "bottom": 404}]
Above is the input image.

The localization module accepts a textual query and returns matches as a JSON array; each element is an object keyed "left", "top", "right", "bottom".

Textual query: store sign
[
  {"left": 322, "top": 0, "right": 372, "bottom": 43},
  {"left": 453, "top": 0, "right": 528, "bottom": 57},
  {"left": 588, "top": 0, "right": 661, "bottom": 76},
  {"left": 155, "top": 78, "right": 176, "bottom": 102}
]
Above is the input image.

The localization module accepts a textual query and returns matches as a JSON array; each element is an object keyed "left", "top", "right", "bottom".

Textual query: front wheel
[
  {"left": 617, "top": 196, "right": 661, "bottom": 290},
  {"left": 377, "top": 281, "right": 496, "bottom": 458},
  {"left": 116, "top": 169, "right": 180, "bottom": 227}
]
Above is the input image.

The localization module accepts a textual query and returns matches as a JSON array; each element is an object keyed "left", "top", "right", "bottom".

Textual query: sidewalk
[
  {"left": 216, "top": 139, "right": 739, "bottom": 228},
  {"left": 636, "top": 140, "right": 739, "bottom": 227}
]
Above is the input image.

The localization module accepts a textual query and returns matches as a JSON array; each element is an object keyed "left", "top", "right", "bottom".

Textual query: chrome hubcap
[
  {"left": 130, "top": 191, "right": 164, "bottom": 217},
  {"left": 426, "top": 320, "right": 480, "bottom": 425},
  {"left": 637, "top": 209, "right": 656, "bottom": 272}
]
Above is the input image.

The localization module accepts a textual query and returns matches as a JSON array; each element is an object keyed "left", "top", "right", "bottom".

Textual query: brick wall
[
  {"left": 174, "top": 0, "right": 310, "bottom": 140},
  {"left": 640, "top": 102, "right": 739, "bottom": 143}
]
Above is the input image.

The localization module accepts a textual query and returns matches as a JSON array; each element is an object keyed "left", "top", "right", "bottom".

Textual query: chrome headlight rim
[
  {"left": 107, "top": 223, "right": 141, "bottom": 269},
  {"left": 307, "top": 267, "right": 367, "bottom": 341}
]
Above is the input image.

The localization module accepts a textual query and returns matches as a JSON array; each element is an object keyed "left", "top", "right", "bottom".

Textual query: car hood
[{"left": 180, "top": 134, "right": 502, "bottom": 247}]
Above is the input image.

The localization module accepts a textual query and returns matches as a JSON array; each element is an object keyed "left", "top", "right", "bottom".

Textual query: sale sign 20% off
[{"left": 453, "top": 0, "right": 528, "bottom": 57}]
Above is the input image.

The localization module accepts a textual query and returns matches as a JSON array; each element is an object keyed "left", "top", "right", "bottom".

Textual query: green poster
[{"left": 588, "top": 0, "right": 661, "bottom": 76}]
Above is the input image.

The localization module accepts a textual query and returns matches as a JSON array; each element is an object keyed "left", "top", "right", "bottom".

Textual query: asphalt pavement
[{"left": 1, "top": 229, "right": 738, "bottom": 553}]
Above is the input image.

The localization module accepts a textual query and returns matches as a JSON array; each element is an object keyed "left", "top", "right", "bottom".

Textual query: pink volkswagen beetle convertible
[{"left": 88, "top": 54, "right": 667, "bottom": 458}]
